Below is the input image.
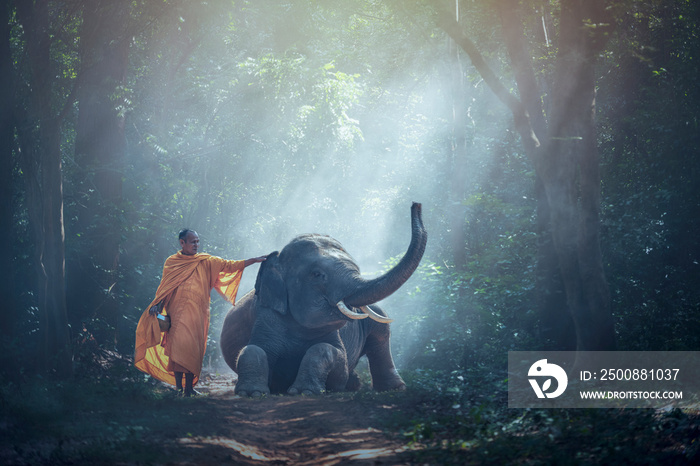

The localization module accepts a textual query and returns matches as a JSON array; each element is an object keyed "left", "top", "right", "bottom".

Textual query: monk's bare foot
[{"left": 184, "top": 388, "right": 201, "bottom": 397}]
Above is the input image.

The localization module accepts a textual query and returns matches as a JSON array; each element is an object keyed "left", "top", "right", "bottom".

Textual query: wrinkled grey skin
[{"left": 220, "top": 203, "right": 427, "bottom": 396}]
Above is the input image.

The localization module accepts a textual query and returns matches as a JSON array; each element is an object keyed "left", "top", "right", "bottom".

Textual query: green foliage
[
  {"left": 4, "top": 0, "right": 699, "bottom": 402},
  {"left": 0, "top": 363, "right": 188, "bottom": 464},
  {"left": 390, "top": 250, "right": 537, "bottom": 370},
  {"left": 385, "top": 161, "right": 539, "bottom": 373},
  {"left": 383, "top": 368, "right": 699, "bottom": 465},
  {"left": 598, "top": 0, "right": 700, "bottom": 351},
  {"left": 3, "top": 0, "right": 700, "bottom": 461}
]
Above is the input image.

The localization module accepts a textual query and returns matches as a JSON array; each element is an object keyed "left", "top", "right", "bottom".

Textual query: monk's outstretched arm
[{"left": 244, "top": 255, "right": 268, "bottom": 267}]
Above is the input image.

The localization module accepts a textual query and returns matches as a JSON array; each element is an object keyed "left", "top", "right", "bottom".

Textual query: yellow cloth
[{"left": 134, "top": 252, "right": 244, "bottom": 386}]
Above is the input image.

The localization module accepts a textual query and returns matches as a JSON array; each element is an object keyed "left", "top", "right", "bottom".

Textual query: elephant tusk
[
  {"left": 337, "top": 301, "right": 369, "bottom": 320},
  {"left": 360, "top": 306, "right": 394, "bottom": 324}
]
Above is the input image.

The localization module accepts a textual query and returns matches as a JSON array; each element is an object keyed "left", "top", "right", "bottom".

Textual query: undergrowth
[
  {"left": 375, "top": 368, "right": 700, "bottom": 465},
  {"left": 2, "top": 356, "right": 698, "bottom": 465},
  {"left": 0, "top": 353, "right": 177, "bottom": 465}
]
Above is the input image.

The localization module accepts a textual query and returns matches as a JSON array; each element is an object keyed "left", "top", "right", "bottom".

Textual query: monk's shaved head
[
  {"left": 179, "top": 228, "right": 197, "bottom": 241},
  {"left": 179, "top": 230, "right": 199, "bottom": 255}
]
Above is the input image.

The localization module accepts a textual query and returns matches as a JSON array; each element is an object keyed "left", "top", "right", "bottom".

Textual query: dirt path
[
  {"left": 2, "top": 370, "right": 420, "bottom": 465},
  {"left": 143, "top": 372, "right": 415, "bottom": 465},
  {"left": 7, "top": 369, "right": 698, "bottom": 465}
]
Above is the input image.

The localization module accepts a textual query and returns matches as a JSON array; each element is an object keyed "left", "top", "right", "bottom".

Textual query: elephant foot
[
  {"left": 387, "top": 381, "right": 407, "bottom": 391},
  {"left": 373, "top": 379, "right": 406, "bottom": 391},
  {"left": 287, "top": 343, "right": 346, "bottom": 396},
  {"left": 287, "top": 385, "right": 323, "bottom": 396},
  {"left": 236, "top": 389, "right": 268, "bottom": 398},
  {"left": 235, "top": 345, "right": 271, "bottom": 397},
  {"left": 372, "top": 370, "right": 406, "bottom": 392},
  {"left": 235, "top": 381, "right": 270, "bottom": 397}
]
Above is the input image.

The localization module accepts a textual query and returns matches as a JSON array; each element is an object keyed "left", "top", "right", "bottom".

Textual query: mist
[
  {"left": 184, "top": 54, "right": 517, "bottom": 374},
  {"left": 5, "top": 1, "right": 700, "bottom": 461}
]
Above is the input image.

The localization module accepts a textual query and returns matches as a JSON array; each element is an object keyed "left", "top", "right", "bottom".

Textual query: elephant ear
[{"left": 254, "top": 251, "right": 287, "bottom": 314}]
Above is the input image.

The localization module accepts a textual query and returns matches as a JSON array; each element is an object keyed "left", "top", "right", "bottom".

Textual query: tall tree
[
  {"left": 439, "top": 0, "right": 616, "bottom": 350},
  {"left": 15, "top": 0, "right": 72, "bottom": 376},
  {"left": 446, "top": 3, "right": 471, "bottom": 271},
  {"left": 500, "top": 1, "right": 574, "bottom": 350},
  {"left": 0, "top": 1, "right": 18, "bottom": 366},
  {"left": 67, "top": 0, "right": 131, "bottom": 348}
]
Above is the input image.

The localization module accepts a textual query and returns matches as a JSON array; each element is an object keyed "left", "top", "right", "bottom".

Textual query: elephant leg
[
  {"left": 234, "top": 345, "right": 271, "bottom": 397},
  {"left": 365, "top": 329, "right": 406, "bottom": 391},
  {"left": 288, "top": 343, "right": 348, "bottom": 395},
  {"left": 346, "top": 369, "right": 362, "bottom": 391}
]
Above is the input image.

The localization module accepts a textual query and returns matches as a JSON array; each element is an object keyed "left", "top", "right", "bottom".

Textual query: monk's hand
[
  {"left": 149, "top": 301, "right": 164, "bottom": 316},
  {"left": 244, "top": 255, "right": 268, "bottom": 267}
]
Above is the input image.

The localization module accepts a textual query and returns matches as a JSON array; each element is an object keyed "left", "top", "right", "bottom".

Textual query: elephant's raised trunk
[{"left": 344, "top": 202, "right": 427, "bottom": 310}]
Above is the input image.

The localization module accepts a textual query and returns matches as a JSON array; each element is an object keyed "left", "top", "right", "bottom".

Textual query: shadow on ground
[{"left": 1, "top": 372, "right": 414, "bottom": 465}]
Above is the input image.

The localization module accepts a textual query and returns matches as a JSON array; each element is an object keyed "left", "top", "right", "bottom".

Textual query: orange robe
[{"left": 134, "top": 252, "right": 244, "bottom": 386}]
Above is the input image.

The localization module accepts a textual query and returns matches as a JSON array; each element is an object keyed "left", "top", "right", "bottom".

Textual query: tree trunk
[
  {"left": 541, "top": 0, "right": 615, "bottom": 351},
  {"left": 67, "top": 0, "right": 130, "bottom": 349},
  {"left": 497, "top": 0, "right": 575, "bottom": 349},
  {"left": 535, "top": 176, "right": 575, "bottom": 350},
  {"left": 439, "top": 0, "right": 616, "bottom": 350},
  {"left": 0, "top": 1, "right": 19, "bottom": 367},
  {"left": 447, "top": 3, "right": 470, "bottom": 270},
  {"left": 16, "top": 0, "right": 72, "bottom": 377}
]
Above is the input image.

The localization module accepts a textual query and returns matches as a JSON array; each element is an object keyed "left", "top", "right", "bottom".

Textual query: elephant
[{"left": 219, "top": 202, "right": 427, "bottom": 396}]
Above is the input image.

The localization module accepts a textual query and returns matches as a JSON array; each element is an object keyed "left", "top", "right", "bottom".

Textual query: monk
[{"left": 134, "top": 229, "right": 266, "bottom": 396}]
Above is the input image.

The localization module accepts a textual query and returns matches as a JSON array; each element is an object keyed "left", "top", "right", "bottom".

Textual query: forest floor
[
  {"left": 118, "top": 372, "right": 415, "bottom": 465},
  {"left": 2, "top": 365, "right": 700, "bottom": 465},
  {"left": 1, "top": 371, "right": 419, "bottom": 465}
]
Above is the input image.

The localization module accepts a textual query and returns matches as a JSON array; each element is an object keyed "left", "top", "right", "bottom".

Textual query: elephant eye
[{"left": 311, "top": 270, "right": 325, "bottom": 280}]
